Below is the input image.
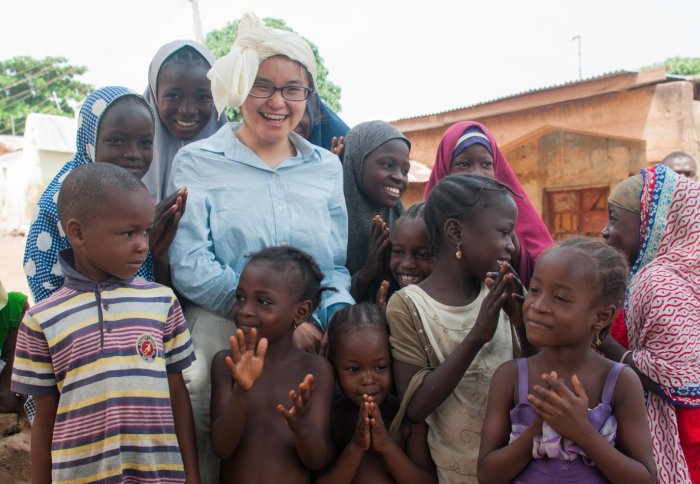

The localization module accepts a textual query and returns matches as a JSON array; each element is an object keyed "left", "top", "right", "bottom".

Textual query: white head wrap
[{"left": 207, "top": 12, "right": 317, "bottom": 115}]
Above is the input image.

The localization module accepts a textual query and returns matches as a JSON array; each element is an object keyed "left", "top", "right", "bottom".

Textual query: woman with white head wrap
[{"left": 166, "top": 13, "right": 352, "bottom": 482}]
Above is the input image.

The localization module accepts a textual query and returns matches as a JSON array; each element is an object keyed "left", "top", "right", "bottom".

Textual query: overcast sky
[{"left": 2, "top": 0, "right": 699, "bottom": 126}]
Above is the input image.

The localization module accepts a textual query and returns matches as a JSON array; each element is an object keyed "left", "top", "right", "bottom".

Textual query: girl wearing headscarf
[
  {"left": 424, "top": 121, "right": 553, "bottom": 288},
  {"left": 23, "top": 87, "right": 181, "bottom": 302},
  {"left": 167, "top": 13, "right": 353, "bottom": 481},
  {"left": 141, "top": 40, "right": 228, "bottom": 203},
  {"left": 600, "top": 164, "right": 700, "bottom": 483},
  {"left": 343, "top": 120, "right": 411, "bottom": 302}
]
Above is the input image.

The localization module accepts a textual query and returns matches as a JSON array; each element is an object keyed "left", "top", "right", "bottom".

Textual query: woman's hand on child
[
  {"left": 331, "top": 136, "right": 345, "bottom": 157},
  {"left": 225, "top": 328, "right": 268, "bottom": 391},
  {"left": 528, "top": 371, "right": 593, "bottom": 442},
  {"left": 150, "top": 187, "right": 188, "bottom": 258},
  {"left": 277, "top": 374, "right": 316, "bottom": 435},
  {"left": 352, "top": 396, "right": 372, "bottom": 451},
  {"left": 293, "top": 322, "right": 323, "bottom": 354}
]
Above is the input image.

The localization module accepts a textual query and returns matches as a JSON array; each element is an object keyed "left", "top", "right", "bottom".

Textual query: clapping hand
[
  {"left": 225, "top": 328, "right": 268, "bottom": 391},
  {"left": 277, "top": 374, "right": 316, "bottom": 436}
]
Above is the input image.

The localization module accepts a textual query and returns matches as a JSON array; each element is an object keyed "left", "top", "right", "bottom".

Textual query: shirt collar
[
  {"left": 58, "top": 249, "right": 135, "bottom": 292},
  {"left": 201, "top": 122, "right": 324, "bottom": 169}
]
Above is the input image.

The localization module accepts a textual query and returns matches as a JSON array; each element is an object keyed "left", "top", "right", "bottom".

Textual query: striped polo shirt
[{"left": 12, "top": 250, "right": 195, "bottom": 483}]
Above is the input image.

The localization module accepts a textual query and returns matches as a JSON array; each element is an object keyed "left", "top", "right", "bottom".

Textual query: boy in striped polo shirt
[{"left": 12, "top": 163, "right": 199, "bottom": 483}]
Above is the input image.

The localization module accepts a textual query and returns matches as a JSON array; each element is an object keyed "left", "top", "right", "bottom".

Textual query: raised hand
[
  {"left": 277, "top": 374, "right": 315, "bottom": 435},
  {"left": 352, "top": 395, "right": 371, "bottom": 451},
  {"left": 375, "top": 280, "right": 390, "bottom": 316},
  {"left": 472, "top": 265, "right": 511, "bottom": 344},
  {"left": 150, "top": 186, "right": 187, "bottom": 258},
  {"left": 293, "top": 322, "right": 323, "bottom": 354},
  {"left": 225, "top": 328, "right": 268, "bottom": 391},
  {"left": 528, "top": 372, "right": 592, "bottom": 442},
  {"left": 487, "top": 262, "right": 525, "bottom": 329},
  {"left": 364, "top": 215, "right": 390, "bottom": 281},
  {"left": 331, "top": 136, "right": 345, "bottom": 157},
  {"left": 367, "top": 396, "right": 394, "bottom": 453}
]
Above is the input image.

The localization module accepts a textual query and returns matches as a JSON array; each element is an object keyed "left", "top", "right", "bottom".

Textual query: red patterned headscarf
[
  {"left": 623, "top": 164, "right": 700, "bottom": 482},
  {"left": 424, "top": 121, "right": 553, "bottom": 287}
]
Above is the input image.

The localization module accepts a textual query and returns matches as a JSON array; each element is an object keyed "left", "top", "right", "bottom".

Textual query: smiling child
[{"left": 343, "top": 120, "right": 412, "bottom": 302}]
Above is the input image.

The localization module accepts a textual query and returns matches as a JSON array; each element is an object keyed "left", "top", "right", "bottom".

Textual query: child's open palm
[
  {"left": 225, "top": 328, "right": 268, "bottom": 391},
  {"left": 277, "top": 374, "right": 315, "bottom": 435}
]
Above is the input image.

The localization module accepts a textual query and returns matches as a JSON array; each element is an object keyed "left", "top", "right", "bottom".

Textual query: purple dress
[{"left": 509, "top": 358, "right": 625, "bottom": 483}]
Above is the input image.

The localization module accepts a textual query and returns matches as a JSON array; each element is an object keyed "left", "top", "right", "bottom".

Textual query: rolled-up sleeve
[{"left": 168, "top": 148, "right": 238, "bottom": 317}]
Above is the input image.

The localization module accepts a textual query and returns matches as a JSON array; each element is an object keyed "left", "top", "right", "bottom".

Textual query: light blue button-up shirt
[{"left": 167, "top": 123, "right": 353, "bottom": 327}]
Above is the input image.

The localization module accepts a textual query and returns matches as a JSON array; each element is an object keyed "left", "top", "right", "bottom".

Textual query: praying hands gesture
[
  {"left": 349, "top": 395, "right": 394, "bottom": 452},
  {"left": 226, "top": 328, "right": 268, "bottom": 391}
]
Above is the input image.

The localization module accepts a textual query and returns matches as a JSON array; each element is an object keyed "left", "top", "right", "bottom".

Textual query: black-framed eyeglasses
[{"left": 248, "top": 83, "right": 313, "bottom": 101}]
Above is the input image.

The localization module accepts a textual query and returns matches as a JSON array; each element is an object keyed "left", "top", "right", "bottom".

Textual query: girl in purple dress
[{"left": 478, "top": 237, "right": 655, "bottom": 483}]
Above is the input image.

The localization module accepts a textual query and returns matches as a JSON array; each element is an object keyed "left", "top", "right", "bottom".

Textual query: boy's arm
[
  {"left": 278, "top": 361, "right": 335, "bottom": 471},
  {"left": 31, "top": 393, "right": 58, "bottom": 484},
  {"left": 168, "top": 371, "right": 200, "bottom": 483}
]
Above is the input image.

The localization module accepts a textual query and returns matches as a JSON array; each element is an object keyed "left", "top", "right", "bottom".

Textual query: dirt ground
[{"left": 0, "top": 233, "right": 32, "bottom": 484}]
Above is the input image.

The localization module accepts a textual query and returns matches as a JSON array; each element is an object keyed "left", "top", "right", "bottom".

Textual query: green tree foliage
[
  {"left": 0, "top": 56, "right": 92, "bottom": 136},
  {"left": 643, "top": 57, "right": 700, "bottom": 76},
  {"left": 205, "top": 17, "right": 342, "bottom": 121}
]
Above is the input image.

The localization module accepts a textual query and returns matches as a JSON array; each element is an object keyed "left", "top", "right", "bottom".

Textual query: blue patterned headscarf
[{"left": 23, "top": 87, "right": 155, "bottom": 302}]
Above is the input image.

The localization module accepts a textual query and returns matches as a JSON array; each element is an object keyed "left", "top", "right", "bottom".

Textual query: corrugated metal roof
[{"left": 392, "top": 70, "right": 638, "bottom": 122}]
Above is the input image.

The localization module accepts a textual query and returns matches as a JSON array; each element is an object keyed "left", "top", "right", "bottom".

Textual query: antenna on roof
[{"left": 572, "top": 35, "right": 582, "bottom": 80}]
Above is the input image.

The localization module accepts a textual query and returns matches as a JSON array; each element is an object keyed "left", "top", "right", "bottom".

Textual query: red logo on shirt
[{"left": 136, "top": 334, "right": 158, "bottom": 362}]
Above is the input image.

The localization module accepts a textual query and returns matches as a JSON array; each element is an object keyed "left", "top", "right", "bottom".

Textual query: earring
[
  {"left": 455, "top": 242, "right": 463, "bottom": 260},
  {"left": 593, "top": 331, "right": 603, "bottom": 347}
]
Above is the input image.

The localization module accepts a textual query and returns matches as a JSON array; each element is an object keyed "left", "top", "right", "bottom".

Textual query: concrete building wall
[
  {"left": 394, "top": 78, "right": 699, "bottom": 173},
  {"left": 503, "top": 130, "right": 645, "bottom": 215}
]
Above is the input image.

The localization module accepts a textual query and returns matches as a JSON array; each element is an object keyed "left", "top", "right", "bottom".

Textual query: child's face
[
  {"left": 360, "top": 139, "right": 410, "bottom": 207},
  {"left": 156, "top": 60, "right": 214, "bottom": 141},
  {"left": 601, "top": 204, "right": 640, "bottom": 266},
  {"left": 450, "top": 144, "right": 495, "bottom": 179},
  {"left": 458, "top": 195, "right": 517, "bottom": 277},
  {"left": 333, "top": 327, "right": 392, "bottom": 407},
  {"left": 95, "top": 97, "right": 154, "bottom": 179},
  {"left": 232, "top": 262, "right": 303, "bottom": 342},
  {"left": 390, "top": 217, "right": 434, "bottom": 287},
  {"left": 523, "top": 249, "right": 601, "bottom": 348},
  {"left": 74, "top": 187, "right": 154, "bottom": 282},
  {"left": 239, "top": 56, "right": 309, "bottom": 147}
]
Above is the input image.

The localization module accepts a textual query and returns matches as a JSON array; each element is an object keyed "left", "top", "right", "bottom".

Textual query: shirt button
[{"left": 272, "top": 173, "right": 278, "bottom": 177}]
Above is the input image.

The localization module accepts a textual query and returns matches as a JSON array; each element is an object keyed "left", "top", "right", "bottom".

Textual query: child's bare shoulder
[{"left": 298, "top": 351, "right": 333, "bottom": 381}]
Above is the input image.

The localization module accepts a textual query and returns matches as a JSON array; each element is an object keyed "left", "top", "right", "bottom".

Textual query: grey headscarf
[
  {"left": 141, "top": 40, "right": 228, "bottom": 202},
  {"left": 343, "top": 120, "right": 411, "bottom": 278}
]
